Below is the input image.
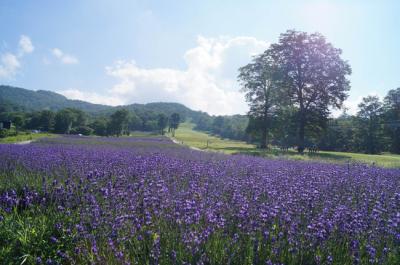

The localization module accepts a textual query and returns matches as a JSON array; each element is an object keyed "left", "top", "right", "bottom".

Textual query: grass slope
[
  {"left": 172, "top": 123, "right": 400, "bottom": 168},
  {"left": 171, "top": 123, "right": 255, "bottom": 153}
]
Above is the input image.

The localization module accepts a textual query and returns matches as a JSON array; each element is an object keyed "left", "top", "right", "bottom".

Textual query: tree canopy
[
  {"left": 239, "top": 30, "right": 352, "bottom": 152},
  {"left": 238, "top": 52, "right": 281, "bottom": 148}
]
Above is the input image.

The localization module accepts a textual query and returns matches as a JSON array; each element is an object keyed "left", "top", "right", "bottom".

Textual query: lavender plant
[{"left": 0, "top": 136, "right": 399, "bottom": 264}]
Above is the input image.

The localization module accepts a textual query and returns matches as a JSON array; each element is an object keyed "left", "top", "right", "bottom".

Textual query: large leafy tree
[
  {"left": 90, "top": 118, "right": 108, "bottom": 136},
  {"left": 54, "top": 109, "right": 76, "bottom": 134},
  {"left": 108, "top": 109, "right": 130, "bottom": 136},
  {"left": 238, "top": 53, "right": 280, "bottom": 149},
  {"left": 11, "top": 113, "right": 25, "bottom": 133},
  {"left": 128, "top": 112, "right": 143, "bottom": 132},
  {"left": 268, "top": 30, "right": 351, "bottom": 152},
  {"left": 38, "top": 110, "right": 55, "bottom": 132}
]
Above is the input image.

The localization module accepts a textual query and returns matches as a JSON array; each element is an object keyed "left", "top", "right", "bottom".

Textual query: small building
[{"left": 0, "top": 121, "right": 12, "bottom": 130}]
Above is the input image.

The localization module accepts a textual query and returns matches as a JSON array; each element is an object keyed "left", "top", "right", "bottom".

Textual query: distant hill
[
  {"left": 0, "top": 85, "right": 249, "bottom": 141},
  {"left": 0, "top": 85, "right": 112, "bottom": 113},
  {"left": 0, "top": 85, "right": 209, "bottom": 121}
]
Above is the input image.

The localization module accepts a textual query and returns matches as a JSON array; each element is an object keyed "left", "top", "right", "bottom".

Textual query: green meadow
[
  {"left": 171, "top": 123, "right": 400, "bottom": 168},
  {"left": 0, "top": 132, "right": 55, "bottom": 144}
]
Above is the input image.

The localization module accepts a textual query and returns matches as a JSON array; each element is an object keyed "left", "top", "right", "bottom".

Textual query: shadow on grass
[
  {"left": 232, "top": 148, "right": 353, "bottom": 163},
  {"left": 210, "top": 146, "right": 256, "bottom": 152}
]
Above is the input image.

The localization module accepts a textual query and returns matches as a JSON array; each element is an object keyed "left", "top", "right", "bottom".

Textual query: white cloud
[
  {"left": 58, "top": 36, "right": 268, "bottom": 115},
  {"left": 51, "top": 48, "right": 79, "bottom": 64},
  {"left": 59, "top": 89, "right": 124, "bottom": 106},
  {"left": 18, "top": 35, "right": 34, "bottom": 56},
  {"left": 0, "top": 53, "right": 21, "bottom": 78},
  {"left": 99, "top": 35, "right": 268, "bottom": 115},
  {"left": 0, "top": 35, "right": 34, "bottom": 79}
]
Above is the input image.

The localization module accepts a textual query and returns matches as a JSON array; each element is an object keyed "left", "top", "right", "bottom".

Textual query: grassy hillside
[
  {"left": 171, "top": 123, "right": 255, "bottom": 153},
  {"left": 172, "top": 123, "right": 400, "bottom": 167}
]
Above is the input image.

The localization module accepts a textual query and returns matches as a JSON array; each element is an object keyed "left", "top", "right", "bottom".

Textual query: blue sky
[{"left": 0, "top": 0, "right": 399, "bottom": 115}]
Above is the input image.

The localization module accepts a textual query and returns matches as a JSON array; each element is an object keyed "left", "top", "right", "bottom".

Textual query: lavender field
[{"left": 0, "top": 136, "right": 399, "bottom": 264}]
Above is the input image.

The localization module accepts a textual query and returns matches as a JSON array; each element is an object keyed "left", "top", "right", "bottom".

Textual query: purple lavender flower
[{"left": 0, "top": 136, "right": 399, "bottom": 264}]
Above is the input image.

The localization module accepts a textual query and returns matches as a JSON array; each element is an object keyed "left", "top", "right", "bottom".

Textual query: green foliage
[
  {"left": 90, "top": 118, "right": 108, "bottom": 136},
  {"left": 38, "top": 110, "right": 55, "bottom": 131},
  {"left": 0, "top": 85, "right": 111, "bottom": 113},
  {"left": 157, "top": 113, "right": 168, "bottom": 135},
  {"left": 108, "top": 109, "right": 130, "bottom": 136},
  {"left": 383, "top": 87, "right": 400, "bottom": 153},
  {"left": 128, "top": 112, "right": 142, "bottom": 131},
  {"left": 355, "top": 96, "right": 384, "bottom": 154},
  {"left": 250, "top": 30, "right": 351, "bottom": 152},
  {"left": 0, "top": 128, "right": 16, "bottom": 139},
  {"left": 70, "top": 126, "right": 94, "bottom": 136},
  {"left": 194, "top": 115, "right": 249, "bottom": 141},
  {"left": 11, "top": 114, "right": 25, "bottom": 133},
  {"left": 54, "top": 109, "right": 76, "bottom": 134},
  {"left": 0, "top": 132, "right": 54, "bottom": 143},
  {"left": 168, "top": 113, "right": 180, "bottom": 136},
  {"left": 0, "top": 204, "right": 76, "bottom": 264},
  {"left": 238, "top": 50, "right": 281, "bottom": 148}
]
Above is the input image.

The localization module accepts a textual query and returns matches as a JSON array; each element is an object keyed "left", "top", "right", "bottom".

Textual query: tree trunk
[
  {"left": 260, "top": 127, "right": 267, "bottom": 149},
  {"left": 298, "top": 111, "right": 305, "bottom": 153},
  {"left": 393, "top": 128, "right": 400, "bottom": 154}
]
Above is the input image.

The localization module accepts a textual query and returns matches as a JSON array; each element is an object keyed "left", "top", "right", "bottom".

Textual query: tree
[
  {"left": 54, "top": 109, "right": 76, "bottom": 134},
  {"left": 169, "top": 113, "right": 180, "bottom": 137},
  {"left": 38, "top": 110, "right": 55, "bottom": 131},
  {"left": 90, "top": 118, "right": 108, "bottom": 136},
  {"left": 108, "top": 109, "right": 129, "bottom": 136},
  {"left": 70, "top": 126, "right": 94, "bottom": 136},
  {"left": 238, "top": 52, "right": 280, "bottom": 149},
  {"left": 356, "top": 96, "right": 383, "bottom": 154},
  {"left": 71, "top": 109, "right": 87, "bottom": 128},
  {"left": 318, "top": 113, "right": 357, "bottom": 152},
  {"left": 268, "top": 30, "right": 351, "bottom": 152},
  {"left": 271, "top": 106, "right": 298, "bottom": 148},
  {"left": 128, "top": 112, "right": 143, "bottom": 132},
  {"left": 25, "top": 111, "right": 41, "bottom": 130},
  {"left": 383, "top": 87, "right": 400, "bottom": 153},
  {"left": 11, "top": 114, "right": 25, "bottom": 133},
  {"left": 157, "top": 113, "right": 168, "bottom": 135},
  {"left": 193, "top": 115, "right": 213, "bottom": 131}
]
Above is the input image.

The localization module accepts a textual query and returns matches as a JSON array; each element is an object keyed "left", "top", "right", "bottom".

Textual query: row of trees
[
  {"left": 239, "top": 30, "right": 400, "bottom": 154},
  {"left": 194, "top": 115, "right": 248, "bottom": 140},
  {"left": 320, "top": 90, "right": 400, "bottom": 154},
  {"left": 0, "top": 108, "right": 181, "bottom": 137},
  {"left": 244, "top": 89, "right": 399, "bottom": 154}
]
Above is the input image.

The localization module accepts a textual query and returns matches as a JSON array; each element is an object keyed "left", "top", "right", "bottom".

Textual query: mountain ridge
[{"left": 0, "top": 85, "right": 209, "bottom": 120}]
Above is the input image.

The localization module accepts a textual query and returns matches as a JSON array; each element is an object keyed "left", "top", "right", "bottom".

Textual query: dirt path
[
  {"left": 14, "top": 140, "right": 33, "bottom": 145},
  {"left": 169, "top": 137, "right": 203, "bottom": 151}
]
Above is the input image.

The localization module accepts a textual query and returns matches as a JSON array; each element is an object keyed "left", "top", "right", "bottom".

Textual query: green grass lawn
[
  {"left": 0, "top": 132, "right": 56, "bottom": 144},
  {"left": 172, "top": 123, "right": 400, "bottom": 168},
  {"left": 170, "top": 123, "right": 255, "bottom": 153}
]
